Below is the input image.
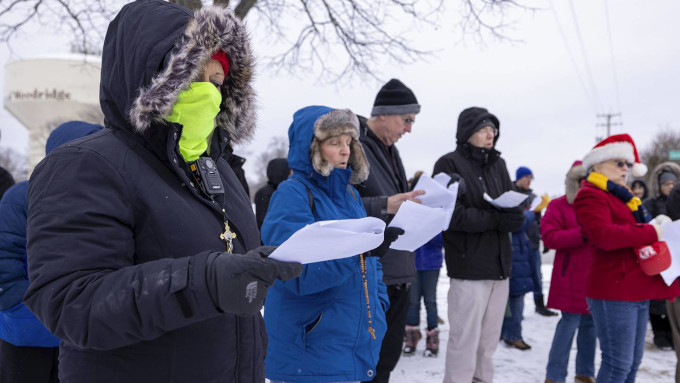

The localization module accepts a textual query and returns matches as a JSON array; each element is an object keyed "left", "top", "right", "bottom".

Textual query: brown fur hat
[{"left": 309, "top": 109, "right": 369, "bottom": 183}]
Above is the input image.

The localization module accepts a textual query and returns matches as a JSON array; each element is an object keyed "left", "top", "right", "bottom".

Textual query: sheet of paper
[
  {"left": 483, "top": 191, "right": 529, "bottom": 209},
  {"left": 660, "top": 220, "right": 680, "bottom": 285},
  {"left": 388, "top": 201, "right": 450, "bottom": 252},
  {"left": 529, "top": 196, "right": 541, "bottom": 211},
  {"left": 413, "top": 173, "right": 458, "bottom": 209},
  {"left": 269, "top": 217, "right": 385, "bottom": 264}
]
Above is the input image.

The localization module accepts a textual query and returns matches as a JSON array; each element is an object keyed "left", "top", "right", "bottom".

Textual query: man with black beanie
[
  {"left": 355, "top": 78, "right": 425, "bottom": 383},
  {"left": 433, "top": 107, "right": 525, "bottom": 383}
]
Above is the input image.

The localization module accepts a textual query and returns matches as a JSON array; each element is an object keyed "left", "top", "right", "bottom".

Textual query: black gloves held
[
  {"left": 205, "top": 246, "right": 303, "bottom": 316},
  {"left": 447, "top": 173, "right": 467, "bottom": 196},
  {"left": 368, "top": 227, "right": 405, "bottom": 258},
  {"left": 497, "top": 207, "right": 525, "bottom": 233}
]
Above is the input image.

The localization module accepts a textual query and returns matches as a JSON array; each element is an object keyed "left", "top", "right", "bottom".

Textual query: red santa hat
[{"left": 582, "top": 134, "right": 647, "bottom": 178}]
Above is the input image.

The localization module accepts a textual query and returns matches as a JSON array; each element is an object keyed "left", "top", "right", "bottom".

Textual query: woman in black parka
[{"left": 23, "top": 2, "right": 301, "bottom": 382}]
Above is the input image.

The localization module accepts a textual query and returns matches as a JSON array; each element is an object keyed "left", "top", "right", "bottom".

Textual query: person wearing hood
[
  {"left": 574, "top": 134, "right": 680, "bottom": 382},
  {"left": 354, "top": 78, "right": 425, "bottom": 383},
  {"left": 631, "top": 179, "right": 649, "bottom": 201},
  {"left": 643, "top": 162, "right": 680, "bottom": 350},
  {"left": 0, "top": 121, "right": 102, "bottom": 383},
  {"left": 261, "top": 106, "right": 401, "bottom": 382},
  {"left": 433, "top": 107, "right": 525, "bottom": 383},
  {"left": 542, "top": 161, "right": 596, "bottom": 383},
  {"left": 255, "top": 158, "right": 290, "bottom": 230},
  {"left": 666, "top": 183, "right": 680, "bottom": 383},
  {"left": 23, "top": 2, "right": 302, "bottom": 382}
]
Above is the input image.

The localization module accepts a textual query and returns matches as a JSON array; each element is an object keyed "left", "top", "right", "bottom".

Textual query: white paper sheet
[
  {"left": 529, "top": 196, "right": 541, "bottom": 211},
  {"left": 388, "top": 200, "right": 450, "bottom": 251},
  {"left": 268, "top": 217, "right": 386, "bottom": 264},
  {"left": 484, "top": 191, "right": 529, "bottom": 209},
  {"left": 660, "top": 220, "right": 680, "bottom": 285},
  {"left": 413, "top": 173, "right": 458, "bottom": 209}
]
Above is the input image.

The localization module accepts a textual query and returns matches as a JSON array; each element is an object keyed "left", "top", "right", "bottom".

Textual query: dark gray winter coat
[
  {"left": 24, "top": 2, "right": 263, "bottom": 382},
  {"left": 355, "top": 117, "right": 416, "bottom": 285},
  {"left": 433, "top": 107, "right": 521, "bottom": 280}
]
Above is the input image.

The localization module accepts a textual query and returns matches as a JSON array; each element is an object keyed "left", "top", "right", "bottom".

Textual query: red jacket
[
  {"left": 542, "top": 196, "right": 592, "bottom": 314},
  {"left": 574, "top": 181, "right": 680, "bottom": 301}
]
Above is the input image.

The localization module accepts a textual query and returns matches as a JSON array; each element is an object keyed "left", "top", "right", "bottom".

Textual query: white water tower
[{"left": 3, "top": 54, "right": 102, "bottom": 172}]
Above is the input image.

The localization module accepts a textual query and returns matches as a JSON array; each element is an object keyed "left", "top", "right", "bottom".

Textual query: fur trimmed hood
[
  {"left": 565, "top": 162, "right": 586, "bottom": 204},
  {"left": 648, "top": 161, "right": 680, "bottom": 198},
  {"left": 100, "top": 1, "right": 256, "bottom": 144},
  {"left": 288, "top": 106, "right": 369, "bottom": 184}
]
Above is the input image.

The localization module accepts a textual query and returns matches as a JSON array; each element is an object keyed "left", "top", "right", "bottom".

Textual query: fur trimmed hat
[
  {"left": 582, "top": 134, "right": 647, "bottom": 178},
  {"left": 309, "top": 109, "right": 369, "bottom": 183}
]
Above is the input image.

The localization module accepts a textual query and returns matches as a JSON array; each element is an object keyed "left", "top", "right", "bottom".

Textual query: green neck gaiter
[{"left": 166, "top": 82, "right": 222, "bottom": 162}]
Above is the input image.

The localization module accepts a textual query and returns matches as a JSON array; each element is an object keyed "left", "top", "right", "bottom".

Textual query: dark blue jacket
[
  {"left": 415, "top": 233, "right": 444, "bottom": 271},
  {"left": 261, "top": 106, "right": 388, "bottom": 382},
  {"left": 23, "top": 2, "right": 264, "bottom": 382},
  {"left": 509, "top": 210, "right": 538, "bottom": 296}
]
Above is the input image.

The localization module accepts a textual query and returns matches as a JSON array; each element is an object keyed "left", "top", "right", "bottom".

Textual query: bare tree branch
[{"left": 234, "top": 0, "right": 257, "bottom": 19}]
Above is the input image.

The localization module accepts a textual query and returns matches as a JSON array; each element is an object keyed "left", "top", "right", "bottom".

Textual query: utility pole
[{"left": 596, "top": 113, "right": 622, "bottom": 138}]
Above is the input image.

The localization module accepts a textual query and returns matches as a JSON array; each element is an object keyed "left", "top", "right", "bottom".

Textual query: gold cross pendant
[{"left": 219, "top": 221, "right": 237, "bottom": 253}]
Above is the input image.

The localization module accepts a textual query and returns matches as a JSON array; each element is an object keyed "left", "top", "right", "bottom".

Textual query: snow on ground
[{"left": 391, "top": 262, "right": 677, "bottom": 383}]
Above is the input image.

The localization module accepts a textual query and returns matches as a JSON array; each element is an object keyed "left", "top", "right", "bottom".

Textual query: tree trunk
[
  {"left": 169, "top": 0, "right": 202, "bottom": 11},
  {"left": 234, "top": 0, "right": 257, "bottom": 19}
]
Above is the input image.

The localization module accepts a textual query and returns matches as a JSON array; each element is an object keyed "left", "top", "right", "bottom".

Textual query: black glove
[
  {"left": 368, "top": 227, "right": 405, "bottom": 257},
  {"left": 497, "top": 207, "right": 525, "bottom": 233},
  {"left": 205, "top": 246, "right": 303, "bottom": 316},
  {"left": 447, "top": 173, "right": 466, "bottom": 196}
]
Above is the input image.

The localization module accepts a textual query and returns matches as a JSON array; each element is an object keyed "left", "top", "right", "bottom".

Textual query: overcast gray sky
[{"left": 1, "top": 0, "right": 678, "bottom": 196}]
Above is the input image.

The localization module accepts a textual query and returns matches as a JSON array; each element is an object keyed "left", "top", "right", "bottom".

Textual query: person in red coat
[
  {"left": 574, "top": 134, "right": 680, "bottom": 383},
  {"left": 543, "top": 161, "right": 596, "bottom": 383}
]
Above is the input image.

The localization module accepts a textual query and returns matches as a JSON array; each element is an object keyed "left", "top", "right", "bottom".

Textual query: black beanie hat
[{"left": 371, "top": 79, "right": 421, "bottom": 116}]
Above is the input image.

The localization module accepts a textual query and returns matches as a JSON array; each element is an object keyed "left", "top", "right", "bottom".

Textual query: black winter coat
[
  {"left": 254, "top": 158, "right": 289, "bottom": 230},
  {"left": 433, "top": 107, "right": 521, "bottom": 280},
  {"left": 24, "top": 2, "right": 264, "bottom": 382},
  {"left": 0, "top": 166, "right": 14, "bottom": 199},
  {"left": 355, "top": 117, "right": 416, "bottom": 285}
]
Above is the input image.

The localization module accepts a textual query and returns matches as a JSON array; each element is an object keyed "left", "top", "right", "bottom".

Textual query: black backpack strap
[{"left": 291, "top": 178, "right": 315, "bottom": 213}]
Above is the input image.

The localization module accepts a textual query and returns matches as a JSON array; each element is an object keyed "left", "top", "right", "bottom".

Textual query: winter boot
[
  {"left": 403, "top": 325, "right": 421, "bottom": 356},
  {"left": 535, "top": 295, "right": 558, "bottom": 317},
  {"left": 574, "top": 375, "right": 596, "bottom": 383},
  {"left": 503, "top": 338, "right": 532, "bottom": 350},
  {"left": 424, "top": 327, "right": 439, "bottom": 357}
]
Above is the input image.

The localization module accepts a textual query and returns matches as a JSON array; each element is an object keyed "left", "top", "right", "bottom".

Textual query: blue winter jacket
[
  {"left": 415, "top": 233, "right": 444, "bottom": 271},
  {"left": 509, "top": 210, "right": 538, "bottom": 296},
  {"left": 261, "top": 106, "right": 389, "bottom": 383}
]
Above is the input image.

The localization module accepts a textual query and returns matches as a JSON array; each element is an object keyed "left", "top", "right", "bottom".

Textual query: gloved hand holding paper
[{"left": 268, "top": 217, "right": 386, "bottom": 264}]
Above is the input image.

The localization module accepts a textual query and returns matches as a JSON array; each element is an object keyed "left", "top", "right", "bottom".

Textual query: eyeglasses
[
  {"left": 611, "top": 160, "right": 633, "bottom": 169},
  {"left": 401, "top": 115, "right": 415, "bottom": 126},
  {"left": 476, "top": 126, "right": 498, "bottom": 137}
]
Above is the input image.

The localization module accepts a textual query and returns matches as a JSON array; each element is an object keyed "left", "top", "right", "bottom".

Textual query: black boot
[{"left": 534, "top": 295, "right": 558, "bottom": 317}]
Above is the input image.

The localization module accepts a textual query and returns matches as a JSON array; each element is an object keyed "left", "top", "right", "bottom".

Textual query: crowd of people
[{"left": 0, "top": 1, "right": 679, "bottom": 383}]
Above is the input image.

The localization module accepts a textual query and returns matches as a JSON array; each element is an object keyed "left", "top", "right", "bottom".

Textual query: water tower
[{"left": 3, "top": 54, "right": 101, "bottom": 172}]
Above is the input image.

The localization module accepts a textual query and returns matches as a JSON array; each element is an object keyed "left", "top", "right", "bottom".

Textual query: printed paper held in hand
[
  {"left": 268, "top": 217, "right": 386, "bottom": 264},
  {"left": 388, "top": 173, "right": 459, "bottom": 251},
  {"left": 659, "top": 220, "right": 680, "bottom": 285},
  {"left": 484, "top": 191, "right": 529, "bottom": 209}
]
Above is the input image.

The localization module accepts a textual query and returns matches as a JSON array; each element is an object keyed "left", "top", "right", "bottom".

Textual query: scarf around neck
[{"left": 587, "top": 171, "right": 652, "bottom": 223}]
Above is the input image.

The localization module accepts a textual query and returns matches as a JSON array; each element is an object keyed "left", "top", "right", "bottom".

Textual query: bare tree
[
  {"left": 0, "top": 0, "right": 526, "bottom": 81},
  {"left": 0, "top": 146, "right": 28, "bottom": 181},
  {"left": 640, "top": 126, "right": 680, "bottom": 183},
  {"left": 247, "top": 135, "right": 288, "bottom": 200}
]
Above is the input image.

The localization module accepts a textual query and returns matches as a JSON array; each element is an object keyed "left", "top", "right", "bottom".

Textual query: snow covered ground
[{"left": 390, "top": 262, "right": 676, "bottom": 383}]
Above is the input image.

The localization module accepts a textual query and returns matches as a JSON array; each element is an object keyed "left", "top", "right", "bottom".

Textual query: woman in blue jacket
[{"left": 262, "top": 106, "right": 390, "bottom": 383}]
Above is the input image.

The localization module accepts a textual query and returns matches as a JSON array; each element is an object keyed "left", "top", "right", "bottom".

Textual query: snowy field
[{"left": 390, "top": 261, "right": 676, "bottom": 383}]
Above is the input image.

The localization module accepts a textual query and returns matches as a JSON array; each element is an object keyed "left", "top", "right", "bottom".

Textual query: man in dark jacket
[
  {"left": 0, "top": 166, "right": 14, "bottom": 199},
  {"left": 433, "top": 107, "right": 525, "bottom": 383},
  {"left": 23, "top": 2, "right": 301, "bottom": 383},
  {"left": 355, "top": 78, "right": 425, "bottom": 383},
  {"left": 254, "top": 158, "right": 289, "bottom": 230}
]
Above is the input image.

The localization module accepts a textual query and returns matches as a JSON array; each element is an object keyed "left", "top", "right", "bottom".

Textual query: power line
[
  {"left": 567, "top": 0, "right": 602, "bottom": 113},
  {"left": 548, "top": 0, "right": 597, "bottom": 112},
  {"left": 596, "top": 112, "right": 622, "bottom": 138},
  {"left": 603, "top": 0, "right": 622, "bottom": 114}
]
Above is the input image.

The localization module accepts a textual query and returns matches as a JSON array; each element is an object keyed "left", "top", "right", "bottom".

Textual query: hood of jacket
[
  {"left": 647, "top": 161, "right": 680, "bottom": 198},
  {"left": 631, "top": 178, "right": 649, "bottom": 200},
  {"left": 288, "top": 106, "right": 369, "bottom": 185},
  {"left": 456, "top": 107, "right": 500, "bottom": 147},
  {"left": 46, "top": 121, "right": 103, "bottom": 155},
  {"left": 266, "top": 158, "right": 290, "bottom": 187},
  {"left": 565, "top": 162, "right": 586, "bottom": 204},
  {"left": 668, "top": 184, "right": 680, "bottom": 220},
  {"left": 100, "top": 0, "right": 255, "bottom": 144}
]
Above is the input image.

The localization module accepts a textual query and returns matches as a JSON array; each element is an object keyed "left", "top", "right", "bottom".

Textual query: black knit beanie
[{"left": 371, "top": 79, "right": 421, "bottom": 116}]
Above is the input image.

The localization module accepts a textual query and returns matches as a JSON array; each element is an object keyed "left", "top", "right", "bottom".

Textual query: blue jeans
[
  {"left": 406, "top": 270, "right": 439, "bottom": 329},
  {"left": 587, "top": 298, "right": 649, "bottom": 383},
  {"left": 545, "top": 312, "right": 596, "bottom": 382},
  {"left": 501, "top": 294, "right": 525, "bottom": 341}
]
